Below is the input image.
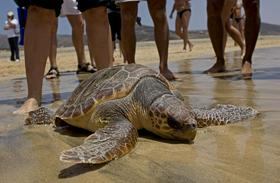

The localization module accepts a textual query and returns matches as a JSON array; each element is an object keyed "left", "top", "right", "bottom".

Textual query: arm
[
  {"left": 4, "top": 24, "right": 9, "bottom": 30},
  {"left": 4, "top": 19, "right": 16, "bottom": 30}
]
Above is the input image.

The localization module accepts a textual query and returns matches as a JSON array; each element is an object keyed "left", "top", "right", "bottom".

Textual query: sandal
[
  {"left": 76, "top": 63, "right": 96, "bottom": 74},
  {"left": 45, "top": 67, "right": 60, "bottom": 79}
]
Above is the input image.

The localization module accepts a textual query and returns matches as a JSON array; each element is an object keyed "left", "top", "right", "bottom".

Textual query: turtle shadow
[
  {"left": 58, "top": 163, "right": 106, "bottom": 179},
  {"left": 138, "top": 129, "right": 194, "bottom": 144}
]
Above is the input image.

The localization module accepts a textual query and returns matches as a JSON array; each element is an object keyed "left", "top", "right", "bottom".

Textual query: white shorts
[{"left": 60, "top": 0, "right": 81, "bottom": 16}]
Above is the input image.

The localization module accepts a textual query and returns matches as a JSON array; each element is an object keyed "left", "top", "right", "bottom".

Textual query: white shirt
[{"left": 4, "top": 19, "right": 19, "bottom": 38}]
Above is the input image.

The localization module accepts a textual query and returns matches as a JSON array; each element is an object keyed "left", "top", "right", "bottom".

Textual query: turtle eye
[{"left": 167, "top": 116, "right": 183, "bottom": 129}]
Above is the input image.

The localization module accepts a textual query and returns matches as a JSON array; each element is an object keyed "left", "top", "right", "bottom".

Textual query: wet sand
[{"left": 1, "top": 37, "right": 280, "bottom": 182}]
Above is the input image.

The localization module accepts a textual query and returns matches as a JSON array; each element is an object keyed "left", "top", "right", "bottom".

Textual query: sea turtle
[{"left": 26, "top": 64, "right": 258, "bottom": 164}]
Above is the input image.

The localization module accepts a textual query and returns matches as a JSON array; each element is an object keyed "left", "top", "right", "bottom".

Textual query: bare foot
[
  {"left": 203, "top": 61, "right": 226, "bottom": 74},
  {"left": 13, "top": 98, "right": 39, "bottom": 115},
  {"left": 160, "top": 68, "right": 176, "bottom": 81},
  {"left": 241, "top": 61, "right": 252, "bottom": 78}
]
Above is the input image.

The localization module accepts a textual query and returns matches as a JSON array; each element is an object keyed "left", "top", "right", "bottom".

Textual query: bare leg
[
  {"left": 67, "top": 15, "right": 87, "bottom": 65},
  {"left": 14, "top": 6, "right": 56, "bottom": 114},
  {"left": 120, "top": 2, "right": 138, "bottom": 64},
  {"left": 119, "top": 40, "right": 126, "bottom": 63},
  {"left": 242, "top": 0, "right": 260, "bottom": 75},
  {"left": 205, "top": 0, "right": 226, "bottom": 73},
  {"left": 49, "top": 18, "right": 58, "bottom": 68},
  {"left": 175, "top": 15, "right": 185, "bottom": 49},
  {"left": 83, "top": 6, "right": 113, "bottom": 70},
  {"left": 181, "top": 10, "right": 193, "bottom": 51},
  {"left": 148, "top": 0, "right": 176, "bottom": 80},
  {"left": 237, "top": 18, "right": 245, "bottom": 43},
  {"left": 225, "top": 19, "right": 245, "bottom": 55}
]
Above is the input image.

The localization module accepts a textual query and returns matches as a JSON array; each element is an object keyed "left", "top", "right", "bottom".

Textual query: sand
[
  {"left": 1, "top": 36, "right": 280, "bottom": 183},
  {"left": 0, "top": 36, "right": 280, "bottom": 81}
]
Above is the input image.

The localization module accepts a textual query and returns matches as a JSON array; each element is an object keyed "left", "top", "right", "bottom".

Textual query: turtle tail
[
  {"left": 192, "top": 104, "right": 259, "bottom": 128},
  {"left": 60, "top": 119, "right": 138, "bottom": 164},
  {"left": 25, "top": 107, "right": 55, "bottom": 125}
]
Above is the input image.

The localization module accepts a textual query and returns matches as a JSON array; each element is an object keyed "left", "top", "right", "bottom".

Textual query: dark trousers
[{"left": 8, "top": 36, "right": 20, "bottom": 61}]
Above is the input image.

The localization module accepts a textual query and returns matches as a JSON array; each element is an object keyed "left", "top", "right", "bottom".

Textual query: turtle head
[{"left": 148, "top": 94, "right": 197, "bottom": 142}]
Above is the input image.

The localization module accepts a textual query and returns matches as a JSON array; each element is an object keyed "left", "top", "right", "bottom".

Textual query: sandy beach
[
  {"left": 1, "top": 36, "right": 280, "bottom": 183},
  {"left": 0, "top": 36, "right": 280, "bottom": 81}
]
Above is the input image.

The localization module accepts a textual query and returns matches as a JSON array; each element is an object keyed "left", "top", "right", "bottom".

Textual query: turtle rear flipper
[
  {"left": 25, "top": 107, "right": 55, "bottom": 125},
  {"left": 193, "top": 104, "right": 259, "bottom": 128},
  {"left": 60, "top": 120, "right": 138, "bottom": 164}
]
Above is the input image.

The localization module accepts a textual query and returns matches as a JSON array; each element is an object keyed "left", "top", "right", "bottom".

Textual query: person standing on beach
[
  {"left": 116, "top": 0, "right": 176, "bottom": 80},
  {"left": 107, "top": 1, "right": 125, "bottom": 63},
  {"left": 205, "top": 0, "right": 260, "bottom": 77},
  {"left": 169, "top": 0, "right": 193, "bottom": 51},
  {"left": 46, "top": 0, "right": 96, "bottom": 79},
  {"left": 225, "top": 7, "right": 245, "bottom": 56},
  {"left": 13, "top": 0, "right": 112, "bottom": 115},
  {"left": 232, "top": 1, "right": 245, "bottom": 43},
  {"left": 3, "top": 11, "right": 20, "bottom": 62}
]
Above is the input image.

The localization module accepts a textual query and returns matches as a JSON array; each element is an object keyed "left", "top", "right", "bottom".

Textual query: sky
[{"left": 1, "top": 0, "right": 280, "bottom": 35}]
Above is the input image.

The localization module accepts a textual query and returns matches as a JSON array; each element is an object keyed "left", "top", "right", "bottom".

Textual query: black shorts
[
  {"left": 14, "top": 0, "right": 63, "bottom": 16},
  {"left": 14, "top": 0, "right": 109, "bottom": 16},
  {"left": 108, "top": 12, "right": 121, "bottom": 41},
  {"left": 77, "top": 0, "right": 110, "bottom": 12}
]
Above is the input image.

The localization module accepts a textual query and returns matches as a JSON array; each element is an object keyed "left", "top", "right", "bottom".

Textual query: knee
[
  {"left": 150, "top": 9, "right": 166, "bottom": 25},
  {"left": 175, "top": 29, "right": 181, "bottom": 36},
  {"left": 71, "top": 21, "right": 84, "bottom": 34}
]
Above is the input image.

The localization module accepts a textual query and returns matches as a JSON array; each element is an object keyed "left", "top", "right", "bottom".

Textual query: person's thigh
[
  {"left": 222, "top": 0, "right": 237, "bottom": 23},
  {"left": 147, "top": 0, "right": 165, "bottom": 10},
  {"left": 181, "top": 11, "right": 191, "bottom": 29},
  {"left": 67, "top": 15, "right": 84, "bottom": 30},
  {"left": 207, "top": 0, "right": 224, "bottom": 16}
]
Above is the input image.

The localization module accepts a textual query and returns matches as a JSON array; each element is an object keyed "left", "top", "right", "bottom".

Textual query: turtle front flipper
[
  {"left": 25, "top": 107, "right": 55, "bottom": 125},
  {"left": 193, "top": 104, "right": 259, "bottom": 128},
  {"left": 60, "top": 120, "right": 138, "bottom": 164}
]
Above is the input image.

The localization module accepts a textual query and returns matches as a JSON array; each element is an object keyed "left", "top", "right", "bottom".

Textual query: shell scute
[{"left": 56, "top": 64, "right": 167, "bottom": 119}]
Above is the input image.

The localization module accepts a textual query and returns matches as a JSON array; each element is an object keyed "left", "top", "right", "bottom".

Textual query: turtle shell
[{"left": 55, "top": 64, "right": 172, "bottom": 120}]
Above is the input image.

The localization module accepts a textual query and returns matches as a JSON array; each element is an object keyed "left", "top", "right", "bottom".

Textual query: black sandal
[
  {"left": 76, "top": 63, "right": 96, "bottom": 74},
  {"left": 45, "top": 67, "right": 60, "bottom": 79}
]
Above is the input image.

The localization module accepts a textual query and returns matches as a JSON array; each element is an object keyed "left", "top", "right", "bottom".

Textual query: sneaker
[
  {"left": 76, "top": 63, "right": 96, "bottom": 74},
  {"left": 15, "top": 59, "right": 20, "bottom": 62},
  {"left": 45, "top": 67, "right": 60, "bottom": 79}
]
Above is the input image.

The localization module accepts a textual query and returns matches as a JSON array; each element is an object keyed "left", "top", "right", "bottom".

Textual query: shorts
[
  {"left": 77, "top": 0, "right": 109, "bottom": 12},
  {"left": 14, "top": 0, "right": 63, "bottom": 16},
  {"left": 60, "top": 0, "right": 81, "bottom": 16},
  {"left": 108, "top": 12, "right": 121, "bottom": 41},
  {"left": 14, "top": 0, "right": 109, "bottom": 16},
  {"left": 115, "top": 0, "right": 145, "bottom": 3}
]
